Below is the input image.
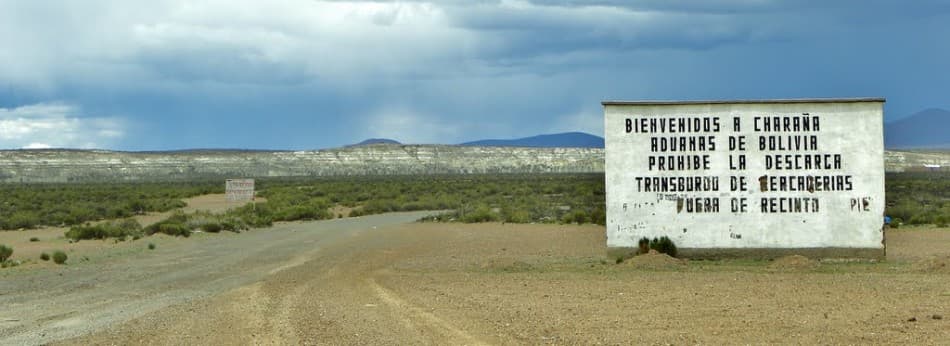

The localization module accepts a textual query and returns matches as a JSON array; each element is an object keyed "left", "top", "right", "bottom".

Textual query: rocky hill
[
  {"left": 0, "top": 146, "right": 945, "bottom": 183},
  {"left": 884, "top": 150, "right": 950, "bottom": 172},
  {"left": 0, "top": 145, "right": 605, "bottom": 183}
]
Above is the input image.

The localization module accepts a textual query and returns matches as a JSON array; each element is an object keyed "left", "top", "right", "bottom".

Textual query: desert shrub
[
  {"left": 2, "top": 174, "right": 613, "bottom": 234},
  {"left": 219, "top": 219, "right": 243, "bottom": 232},
  {"left": 591, "top": 207, "right": 606, "bottom": 226},
  {"left": 502, "top": 209, "right": 531, "bottom": 223},
  {"left": 200, "top": 222, "right": 222, "bottom": 233},
  {"left": 29, "top": 237, "right": 39, "bottom": 242},
  {"left": 250, "top": 174, "right": 606, "bottom": 226},
  {"left": 145, "top": 212, "right": 192, "bottom": 237},
  {"left": 226, "top": 203, "right": 273, "bottom": 228},
  {"left": 3, "top": 212, "right": 40, "bottom": 229},
  {"left": 157, "top": 223, "right": 191, "bottom": 237},
  {"left": 40, "top": 252, "right": 50, "bottom": 261},
  {"left": 638, "top": 237, "right": 651, "bottom": 254},
  {"left": 52, "top": 250, "right": 67, "bottom": 264},
  {"left": 649, "top": 236, "right": 678, "bottom": 257},
  {"left": 560, "top": 210, "right": 589, "bottom": 224},
  {"left": 0, "top": 181, "right": 221, "bottom": 230},
  {"left": 65, "top": 218, "right": 142, "bottom": 241},
  {"left": 148, "top": 243, "right": 156, "bottom": 250},
  {"left": 886, "top": 172, "right": 950, "bottom": 226},
  {"left": 276, "top": 204, "right": 331, "bottom": 221},
  {"left": 909, "top": 214, "right": 932, "bottom": 225},
  {"left": 0, "top": 244, "right": 12, "bottom": 262},
  {"left": 116, "top": 218, "right": 142, "bottom": 231},
  {"left": 461, "top": 205, "right": 498, "bottom": 223},
  {"left": 126, "top": 199, "right": 148, "bottom": 215},
  {"left": 65, "top": 224, "right": 107, "bottom": 240}
]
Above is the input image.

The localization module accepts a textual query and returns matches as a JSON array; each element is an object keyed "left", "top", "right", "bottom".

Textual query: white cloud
[
  {"left": 0, "top": 0, "right": 804, "bottom": 89},
  {"left": 23, "top": 143, "right": 52, "bottom": 149},
  {"left": 0, "top": 103, "right": 125, "bottom": 149},
  {"left": 0, "top": 1, "right": 483, "bottom": 87},
  {"left": 0, "top": 0, "right": 945, "bottom": 150}
]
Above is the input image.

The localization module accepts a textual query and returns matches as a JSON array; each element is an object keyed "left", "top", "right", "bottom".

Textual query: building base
[{"left": 607, "top": 247, "right": 885, "bottom": 261}]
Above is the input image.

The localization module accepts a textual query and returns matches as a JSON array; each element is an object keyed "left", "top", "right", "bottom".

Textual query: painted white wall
[{"left": 604, "top": 100, "right": 885, "bottom": 249}]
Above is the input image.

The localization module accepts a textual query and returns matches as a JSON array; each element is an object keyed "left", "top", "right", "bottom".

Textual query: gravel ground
[
  {"left": 0, "top": 211, "right": 434, "bottom": 345},
  {"left": 36, "top": 223, "right": 950, "bottom": 345}
]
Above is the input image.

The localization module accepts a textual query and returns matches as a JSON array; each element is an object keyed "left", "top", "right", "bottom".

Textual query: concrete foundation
[{"left": 607, "top": 246, "right": 885, "bottom": 261}]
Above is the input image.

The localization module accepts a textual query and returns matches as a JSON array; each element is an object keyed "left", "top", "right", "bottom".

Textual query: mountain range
[
  {"left": 353, "top": 108, "right": 950, "bottom": 150},
  {"left": 459, "top": 132, "right": 604, "bottom": 148},
  {"left": 351, "top": 132, "right": 605, "bottom": 148},
  {"left": 884, "top": 108, "right": 950, "bottom": 149},
  {"left": 349, "top": 138, "right": 402, "bottom": 146}
]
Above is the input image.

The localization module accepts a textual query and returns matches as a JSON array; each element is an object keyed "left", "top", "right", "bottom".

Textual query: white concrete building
[{"left": 603, "top": 98, "right": 886, "bottom": 259}]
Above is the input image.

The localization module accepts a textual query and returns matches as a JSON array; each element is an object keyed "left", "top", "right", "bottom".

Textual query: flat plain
[{"left": 1, "top": 207, "right": 947, "bottom": 345}]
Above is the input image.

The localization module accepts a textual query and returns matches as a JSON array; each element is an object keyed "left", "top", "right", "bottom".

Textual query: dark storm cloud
[{"left": 0, "top": 0, "right": 947, "bottom": 150}]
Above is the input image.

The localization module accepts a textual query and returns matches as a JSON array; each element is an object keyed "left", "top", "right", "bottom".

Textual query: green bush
[
  {"left": 886, "top": 173, "right": 950, "bottom": 226},
  {"left": 29, "top": 237, "right": 39, "bottom": 242},
  {"left": 2, "top": 174, "right": 613, "bottom": 235},
  {"left": 0, "top": 244, "right": 12, "bottom": 262},
  {"left": 3, "top": 212, "right": 40, "bottom": 229},
  {"left": 52, "top": 250, "right": 67, "bottom": 264},
  {"left": 0, "top": 181, "right": 220, "bottom": 230},
  {"left": 144, "top": 212, "right": 192, "bottom": 237},
  {"left": 40, "top": 252, "right": 50, "bottom": 261},
  {"left": 65, "top": 219, "right": 142, "bottom": 241},
  {"left": 461, "top": 205, "right": 498, "bottom": 223},
  {"left": 650, "top": 236, "right": 678, "bottom": 258},
  {"left": 591, "top": 207, "right": 606, "bottom": 226},
  {"left": 219, "top": 219, "right": 243, "bottom": 232},
  {"left": 156, "top": 223, "right": 191, "bottom": 237},
  {"left": 502, "top": 209, "right": 531, "bottom": 223},
  {"left": 638, "top": 237, "right": 651, "bottom": 254},
  {"left": 560, "top": 210, "right": 589, "bottom": 224},
  {"left": 148, "top": 242, "right": 156, "bottom": 250},
  {"left": 200, "top": 222, "right": 222, "bottom": 233}
]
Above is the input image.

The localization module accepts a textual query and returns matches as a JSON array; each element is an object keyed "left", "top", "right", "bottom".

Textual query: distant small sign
[{"left": 226, "top": 179, "right": 255, "bottom": 201}]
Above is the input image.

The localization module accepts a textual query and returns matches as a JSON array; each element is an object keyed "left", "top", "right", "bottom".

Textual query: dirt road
[
  {"left": 3, "top": 217, "right": 949, "bottom": 345},
  {"left": 0, "top": 212, "right": 433, "bottom": 345}
]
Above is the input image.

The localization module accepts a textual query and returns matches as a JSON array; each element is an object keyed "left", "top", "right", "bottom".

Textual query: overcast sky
[{"left": 1, "top": 1, "right": 947, "bottom": 150}]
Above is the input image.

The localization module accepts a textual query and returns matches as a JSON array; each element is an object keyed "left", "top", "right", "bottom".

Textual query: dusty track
[
  {"left": 0, "top": 212, "right": 433, "bottom": 345},
  {"left": 3, "top": 219, "right": 949, "bottom": 345}
]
